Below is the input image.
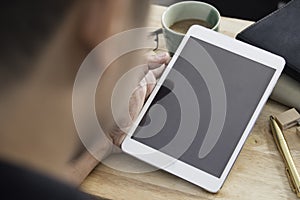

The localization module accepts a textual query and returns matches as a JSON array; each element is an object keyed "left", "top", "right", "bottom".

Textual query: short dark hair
[{"left": 0, "top": 0, "right": 74, "bottom": 80}]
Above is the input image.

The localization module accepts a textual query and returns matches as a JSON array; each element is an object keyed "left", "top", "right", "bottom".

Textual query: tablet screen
[{"left": 131, "top": 36, "right": 275, "bottom": 177}]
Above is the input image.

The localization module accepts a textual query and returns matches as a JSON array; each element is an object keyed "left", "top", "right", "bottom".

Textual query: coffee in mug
[{"left": 169, "top": 19, "right": 213, "bottom": 34}]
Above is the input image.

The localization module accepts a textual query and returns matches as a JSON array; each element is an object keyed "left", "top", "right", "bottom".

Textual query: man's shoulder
[{"left": 0, "top": 160, "right": 96, "bottom": 200}]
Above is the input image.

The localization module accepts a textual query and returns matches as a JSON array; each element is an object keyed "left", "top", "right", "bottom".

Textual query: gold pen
[{"left": 270, "top": 116, "right": 300, "bottom": 197}]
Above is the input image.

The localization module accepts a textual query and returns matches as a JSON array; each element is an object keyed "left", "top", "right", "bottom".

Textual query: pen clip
[
  {"left": 286, "top": 167, "right": 297, "bottom": 193},
  {"left": 286, "top": 167, "right": 300, "bottom": 198}
]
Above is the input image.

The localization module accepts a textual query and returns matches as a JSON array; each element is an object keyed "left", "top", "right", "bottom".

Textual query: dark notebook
[{"left": 236, "top": 0, "right": 300, "bottom": 82}]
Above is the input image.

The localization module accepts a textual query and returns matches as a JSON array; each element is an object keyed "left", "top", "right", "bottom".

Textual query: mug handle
[{"left": 149, "top": 28, "right": 163, "bottom": 51}]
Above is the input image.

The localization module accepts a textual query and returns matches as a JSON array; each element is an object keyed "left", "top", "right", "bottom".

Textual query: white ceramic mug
[{"left": 161, "top": 1, "right": 220, "bottom": 54}]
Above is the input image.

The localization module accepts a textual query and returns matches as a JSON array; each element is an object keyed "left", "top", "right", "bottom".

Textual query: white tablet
[{"left": 121, "top": 25, "right": 285, "bottom": 193}]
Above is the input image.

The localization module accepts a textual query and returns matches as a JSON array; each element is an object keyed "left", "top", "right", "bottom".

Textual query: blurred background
[{"left": 152, "top": 0, "right": 291, "bottom": 21}]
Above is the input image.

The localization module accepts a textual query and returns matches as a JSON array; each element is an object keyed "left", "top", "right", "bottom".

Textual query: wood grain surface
[{"left": 80, "top": 5, "right": 300, "bottom": 200}]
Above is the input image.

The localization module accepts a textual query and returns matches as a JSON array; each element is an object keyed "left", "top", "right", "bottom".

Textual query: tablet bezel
[{"left": 121, "top": 25, "right": 285, "bottom": 193}]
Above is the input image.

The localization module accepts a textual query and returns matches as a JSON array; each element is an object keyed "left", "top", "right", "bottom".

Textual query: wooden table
[{"left": 81, "top": 5, "right": 300, "bottom": 200}]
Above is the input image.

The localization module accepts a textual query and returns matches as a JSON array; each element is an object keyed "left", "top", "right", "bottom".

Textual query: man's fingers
[
  {"left": 126, "top": 53, "right": 168, "bottom": 123},
  {"left": 148, "top": 52, "right": 170, "bottom": 69},
  {"left": 110, "top": 125, "right": 127, "bottom": 148},
  {"left": 129, "top": 81, "right": 147, "bottom": 120},
  {"left": 150, "top": 64, "right": 166, "bottom": 79}
]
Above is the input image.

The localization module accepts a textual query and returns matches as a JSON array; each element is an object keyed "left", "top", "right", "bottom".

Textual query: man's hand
[
  {"left": 68, "top": 52, "right": 170, "bottom": 185},
  {"left": 110, "top": 52, "right": 170, "bottom": 147}
]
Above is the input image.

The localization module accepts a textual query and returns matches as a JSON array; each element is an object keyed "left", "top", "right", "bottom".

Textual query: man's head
[
  {"left": 0, "top": 0, "right": 149, "bottom": 182},
  {"left": 0, "top": 0, "right": 149, "bottom": 83}
]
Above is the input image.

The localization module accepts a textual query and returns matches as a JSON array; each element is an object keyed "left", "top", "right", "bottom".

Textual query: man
[{"left": 0, "top": 0, "right": 169, "bottom": 199}]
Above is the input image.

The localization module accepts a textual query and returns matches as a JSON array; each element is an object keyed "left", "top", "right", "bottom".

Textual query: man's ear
[{"left": 78, "top": 0, "right": 114, "bottom": 49}]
